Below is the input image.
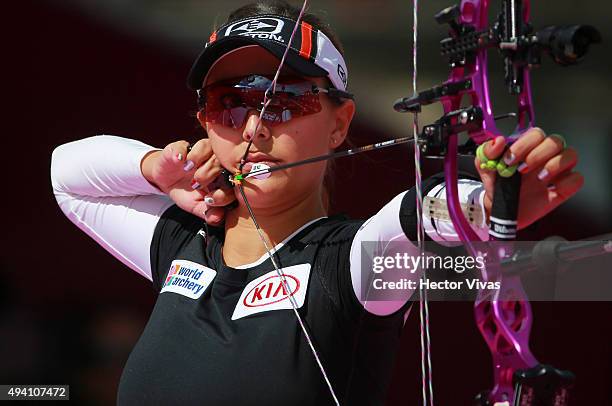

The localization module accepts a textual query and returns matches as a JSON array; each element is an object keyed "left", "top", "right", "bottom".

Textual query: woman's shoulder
[
  {"left": 156, "top": 204, "right": 203, "bottom": 233},
  {"left": 300, "top": 214, "right": 365, "bottom": 245}
]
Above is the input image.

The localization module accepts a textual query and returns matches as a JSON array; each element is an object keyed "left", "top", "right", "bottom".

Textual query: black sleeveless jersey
[{"left": 116, "top": 205, "right": 410, "bottom": 406}]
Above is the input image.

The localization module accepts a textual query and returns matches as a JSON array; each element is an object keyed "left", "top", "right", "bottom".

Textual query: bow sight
[{"left": 394, "top": 1, "right": 601, "bottom": 157}]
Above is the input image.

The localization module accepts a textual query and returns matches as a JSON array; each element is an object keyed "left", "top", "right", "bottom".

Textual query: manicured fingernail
[
  {"left": 190, "top": 180, "right": 201, "bottom": 190},
  {"left": 547, "top": 184, "right": 557, "bottom": 191},
  {"left": 537, "top": 168, "right": 549, "bottom": 181},
  {"left": 518, "top": 162, "right": 529, "bottom": 173},
  {"left": 177, "top": 152, "right": 183, "bottom": 161},
  {"left": 504, "top": 152, "right": 516, "bottom": 165},
  {"left": 204, "top": 196, "right": 214, "bottom": 205},
  {"left": 183, "top": 160, "right": 195, "bottom": 171}
]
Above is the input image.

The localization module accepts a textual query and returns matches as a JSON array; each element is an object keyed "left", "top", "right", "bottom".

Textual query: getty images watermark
[{"left": 359, "top": 240, "right": 612, "bottom": 302}]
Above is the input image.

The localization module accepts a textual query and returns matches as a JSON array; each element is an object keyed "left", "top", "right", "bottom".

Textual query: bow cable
[{"left": 411, "top": 1, "right": 435, "bottom": 405}]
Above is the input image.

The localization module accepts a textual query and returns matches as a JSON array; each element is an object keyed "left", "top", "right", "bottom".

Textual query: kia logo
[{"left": 243, "top": 275, "right": 300, "bottom": 307}]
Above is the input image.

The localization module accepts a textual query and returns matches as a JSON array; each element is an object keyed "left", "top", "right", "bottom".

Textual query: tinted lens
[
  {"left": 220, "top": 106, "right": 249, "bottom": 128},
  {"left": 203, "top": 76, "right": 323, "bottom": 128}
]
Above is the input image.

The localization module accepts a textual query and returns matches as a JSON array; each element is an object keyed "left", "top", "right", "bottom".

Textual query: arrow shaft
[{"left": 243, "top": 136, "right": 414, "bottom": 179}]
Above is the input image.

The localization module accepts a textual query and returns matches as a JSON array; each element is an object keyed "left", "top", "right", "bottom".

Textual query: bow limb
[{"left": 441, "top": 3, "right": 537, "bottom": 402}]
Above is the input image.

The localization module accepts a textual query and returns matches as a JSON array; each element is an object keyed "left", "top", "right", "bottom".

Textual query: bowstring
[
  {"left": 235, "top": 1, "right": 341, "bottom": 405},
  {"left": 411, "top": 1, "right": 435, "bottom": 405}
]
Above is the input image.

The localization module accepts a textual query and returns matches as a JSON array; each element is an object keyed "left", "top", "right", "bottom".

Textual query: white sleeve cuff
[{"left": 423, "top": 180, "right": 489, "bottom": 243}]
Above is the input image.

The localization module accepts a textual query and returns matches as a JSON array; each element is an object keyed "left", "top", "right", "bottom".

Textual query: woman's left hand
[{"left": 476, "top": 127, "right": 584, "bottom": 230}]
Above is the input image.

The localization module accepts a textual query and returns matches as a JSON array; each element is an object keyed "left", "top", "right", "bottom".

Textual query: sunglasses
[{"left": 198, "top": 75, "right": 353, "bottom": 129}]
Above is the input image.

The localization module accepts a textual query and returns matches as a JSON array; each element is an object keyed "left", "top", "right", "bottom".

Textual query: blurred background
[{"left": 4, "top": 0, "right": 611, "bottom": 404}]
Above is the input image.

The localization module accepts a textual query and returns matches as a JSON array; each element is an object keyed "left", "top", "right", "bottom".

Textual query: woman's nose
[{"left": 242, "top": 110, "right": 271, "bottom": 142}]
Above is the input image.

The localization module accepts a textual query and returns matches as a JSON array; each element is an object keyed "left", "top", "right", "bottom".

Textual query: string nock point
[{"left": 232, "top": 172, "right": 244, "bottom": 185}]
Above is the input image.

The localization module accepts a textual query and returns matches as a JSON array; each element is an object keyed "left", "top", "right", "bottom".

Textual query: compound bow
[{"left": 394, "top": 1, "right": 600, "bottom": 405}]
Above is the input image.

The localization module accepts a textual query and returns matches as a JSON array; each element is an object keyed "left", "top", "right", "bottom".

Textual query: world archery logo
[
  {"left": 231, "top": 264, "right": 311, "bottom": 320},
  {"left": 161, "top": 260, "right": 216, "bottom": 300},
  {"left": 223, "top": 18, "right": 286, "bottom": 43},
  {"left": 163, "top": 263, "right": 181, "bottom": 287}
]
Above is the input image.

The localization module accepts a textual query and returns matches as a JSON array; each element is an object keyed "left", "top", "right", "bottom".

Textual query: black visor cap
[{"left": 187, "top": 36, "right": 327, "bottom": 90}]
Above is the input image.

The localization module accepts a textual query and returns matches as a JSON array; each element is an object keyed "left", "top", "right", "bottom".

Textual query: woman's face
[{"left": 198, "top": 48, "right": 354, "bottom": 211}]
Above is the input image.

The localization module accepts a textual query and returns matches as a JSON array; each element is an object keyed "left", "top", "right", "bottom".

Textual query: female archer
[{"left": 50, "top": 1, "right": 582, "bottom": 405}]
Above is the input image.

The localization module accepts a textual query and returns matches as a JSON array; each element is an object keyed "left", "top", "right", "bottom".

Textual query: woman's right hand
[{"left": 141, "top": 139, "right": 236, "bottom": 225}]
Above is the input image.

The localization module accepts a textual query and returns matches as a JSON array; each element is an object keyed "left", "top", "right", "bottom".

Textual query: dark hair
[{"left": 221, "top": 1, "right": 348, "bottom": 212}]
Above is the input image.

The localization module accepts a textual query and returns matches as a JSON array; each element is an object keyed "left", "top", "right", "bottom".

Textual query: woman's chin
[
  {"left": 236, "top": 180, "right": 289, "bottom": 208},
  {"left": 234, "top": 174, "right": 322, "bottom": 212}
]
